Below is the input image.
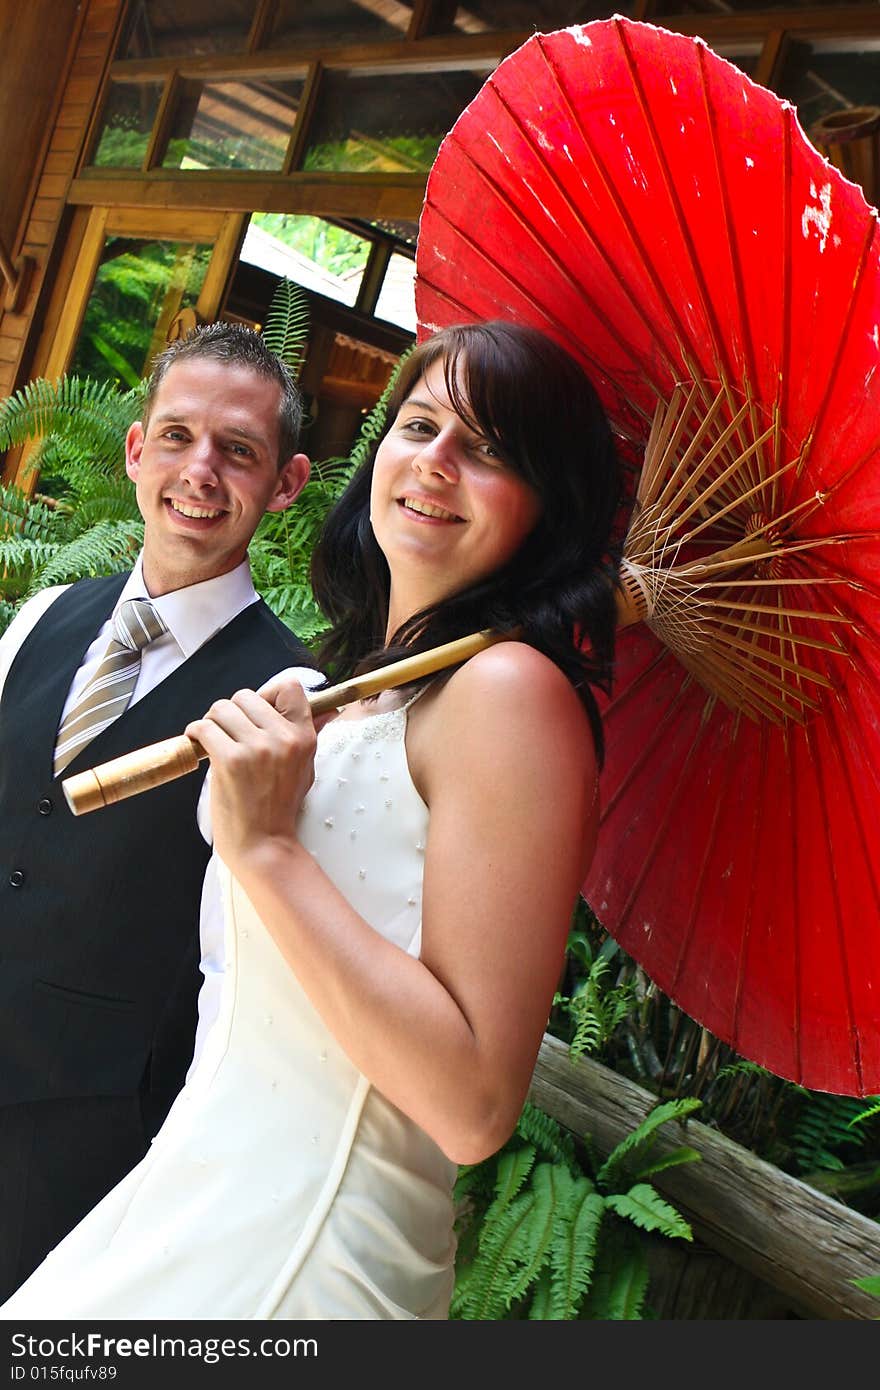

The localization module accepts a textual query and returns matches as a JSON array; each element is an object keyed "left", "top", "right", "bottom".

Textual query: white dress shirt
[{"left": 0, "top": 555, "right": 321, "bottom": 1069}]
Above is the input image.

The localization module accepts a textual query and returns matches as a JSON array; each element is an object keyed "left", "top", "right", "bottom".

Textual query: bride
[{"left": 2, "top": 319, "right": 622, "bottom": 1320}]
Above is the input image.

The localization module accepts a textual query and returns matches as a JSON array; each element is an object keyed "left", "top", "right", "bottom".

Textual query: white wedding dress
[{"left": 2, "top": 701, "right": 458, "bottom": 1320}]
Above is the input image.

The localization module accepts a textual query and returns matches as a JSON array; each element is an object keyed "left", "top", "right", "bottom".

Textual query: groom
[{"left": 0, "top": 322, "right": 319, "bottom": 1299}]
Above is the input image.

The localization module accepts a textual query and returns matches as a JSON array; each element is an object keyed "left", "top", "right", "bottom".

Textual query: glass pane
[
  {"left": 70, "top": 238, "right": 212, "bottom": 388},
  {"left": 162, "top": 77, "right": 305, "bottom": 171},
  {"left": 302, "top": 66, "right": 496, "bottom": 173},
  {"left": 778, "top": 39, "right": 880, "bottom": 130},
  {"left": 243, "top": 215, "right": 372, "bottom": 307},
  {"left": 451, "top": 2, "right": 637, "bottom": 29},
  {"left": 374, "top": 252, "right": 416, "bottom": 331},
  {"left": 270, "top": 0, "right": 414, "bottom": 48},
  {"left": 91, "top": 82, "right": 164, "bottom": 168},
  {"left": 123, "top": 0, "right": 257, "bottom": 59}
]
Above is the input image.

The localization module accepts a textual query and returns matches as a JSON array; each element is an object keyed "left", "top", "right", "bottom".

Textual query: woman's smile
[{"left": 398, "top": 494, "right": 465, "bottom": 524}]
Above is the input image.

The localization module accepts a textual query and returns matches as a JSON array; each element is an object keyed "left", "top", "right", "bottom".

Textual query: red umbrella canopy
[{"left": 415, "top": 17, "right": 880, "bottom": 1095}]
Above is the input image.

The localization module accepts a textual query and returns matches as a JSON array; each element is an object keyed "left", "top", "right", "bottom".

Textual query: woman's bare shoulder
[{"left": 414, "top": 640, "right": 594, "bottom": 767}]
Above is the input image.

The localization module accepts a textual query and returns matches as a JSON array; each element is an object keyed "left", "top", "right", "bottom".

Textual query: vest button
[
  {"left": 9, "top": 870, "right": 25, "bottom": 888},
  {"left": 37, "top": 798, "right": 53, "bottom": 816}
]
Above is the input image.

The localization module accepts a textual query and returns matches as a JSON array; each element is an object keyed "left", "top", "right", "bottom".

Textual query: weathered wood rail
[{"left": 528, "top": 1033, "right": 880, "bottom": 1320}]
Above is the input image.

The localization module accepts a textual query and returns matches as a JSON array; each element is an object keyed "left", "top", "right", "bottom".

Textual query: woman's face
[{"left": 370, "top": 357, "right": 542, "bottom": 615}]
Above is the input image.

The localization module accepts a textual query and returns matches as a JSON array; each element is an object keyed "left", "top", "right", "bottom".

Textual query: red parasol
[{"left": 415, "top": 18, "right": 880, "bottom": 1095}]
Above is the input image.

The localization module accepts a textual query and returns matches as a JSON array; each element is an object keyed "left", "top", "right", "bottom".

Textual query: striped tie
[{"left": 53, "top": 598, "right": 167, "bottom": 776}]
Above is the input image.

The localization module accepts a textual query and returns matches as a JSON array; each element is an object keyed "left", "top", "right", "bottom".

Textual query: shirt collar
[{"left": 115, "top": 554, "right": 259, "bottom": 658}]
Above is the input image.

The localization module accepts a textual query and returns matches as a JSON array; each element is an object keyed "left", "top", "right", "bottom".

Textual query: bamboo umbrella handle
[{"left": 61, "top": 629, "right": 508, "bottom": 816}]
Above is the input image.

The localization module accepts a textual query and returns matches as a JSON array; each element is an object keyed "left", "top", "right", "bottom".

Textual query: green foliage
[
  {"left": 452, "top": 1098, "right": 697, "bottom": 1320},
  {"left": 791, "top": 1092, "right": 874, "bottom": 1174},
  {"left": 853, "top": 1274, "right": 880, "bottom": 1297},
  {"left": 0, "top": 377, "right": 145, "bottom": 623},
  {"left": 260, "top": 278, "right": 311, "bottom": 375}
]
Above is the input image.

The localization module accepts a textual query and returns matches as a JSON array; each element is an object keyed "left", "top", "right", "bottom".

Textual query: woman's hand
[{"left": 186, "top": 674, "right": 331, "bottom": 871}]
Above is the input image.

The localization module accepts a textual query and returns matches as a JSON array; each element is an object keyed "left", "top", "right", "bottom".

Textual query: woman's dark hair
[{"left": 310, "top": 320, "right": 623, "bottom": 762}]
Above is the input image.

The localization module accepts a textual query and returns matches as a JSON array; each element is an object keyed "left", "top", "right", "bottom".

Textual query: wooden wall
[{"left": 0, "top": 0, "right": 124, "bottom": 402}]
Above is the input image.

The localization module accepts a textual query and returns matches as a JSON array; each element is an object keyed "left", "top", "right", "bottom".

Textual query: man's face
[{"left": 125, "top": 357, "right": 309, "bottom": 596}]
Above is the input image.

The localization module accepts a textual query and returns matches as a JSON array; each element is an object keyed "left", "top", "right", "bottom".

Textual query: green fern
[
  {"left": 604, "top": 1184, "right": 694, "bottom": 1240},
  {"left": 452, "top": 1098, "right": 697, "bottom": 1320},
  {"left": 546, "top": 1179, "right": 604, "bottom": 1318},
  {"left": 0, "top": 375, "right": 143, "bottom": 478},
  {"left": 581, "top": 1226, "right": 650, "bottom": 1319},
  {"left": 595, "top": 1097, "right": 701, "bottom": 1191},
  {"left": 513, "top": 1101, "right": 577, "bottom": 1166},
  {"left": 260, "top": 277, "right": 311, "bottom": 375},
  {"left": 792, "top": 1093, "right": 871, "bottom": 1174}
]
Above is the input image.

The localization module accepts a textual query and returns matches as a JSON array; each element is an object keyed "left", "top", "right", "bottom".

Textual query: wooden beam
[
  {"left": 529, "top": 1033, "right": 880, "bottom": 1321},
  {"left": 104, "top": 30, "right": 523, "bottom": 82},
  {"left": 197, "top": 211, "right": 249, "bottom": 320},
  {"left": 68, "top": 171, "right": 427, "bottom": 220}
]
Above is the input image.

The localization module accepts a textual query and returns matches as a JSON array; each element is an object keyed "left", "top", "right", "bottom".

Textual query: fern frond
[
  {"left": 500, "top": 1163, "right": 562, "bottom": 1311},
  {"left": 27, "top": 520, "right": 142, "bottom": 593},
  {"left": 850, "top": 1099, "right": 880, "bottom": 1127},
  {"left": 261, "top": 278, "right": 310, "bottom": 373},
  {"left": 604, "top": 1183, "right": 693, "bottom": 1240},
  {"left": 792, "top": 1093, "right": 868, "bottom": 1173},
  {"left": 596, "top": 1097, "right": 701, "bottom": 1191},
  {"left": 454, "top": 1188, "right": 542, "bottom": 1319},
  {"left": 0, "top": 484, "right": 63, "bottom": 542},
  {"left": 0, "top": 375, "right": 142, "bottom": 474},
  {"left": 527, "top": 1269, "right": 554, "bottom": 1319},
  {"left": 547, "top": 1184, "right": 605, "bottom": 1319},
  {"left": 581, "top": 1230, "right": 650, "bottom": 1319},
  {"left": 491, "top": 1146, "right": 537, "bottom": 1210},
  {"left": 515, "top": 1102, "right": 576, "bottom": 1167},
  {"left": 634, "top": 1146, "right": 702, "bottom": 1181}
]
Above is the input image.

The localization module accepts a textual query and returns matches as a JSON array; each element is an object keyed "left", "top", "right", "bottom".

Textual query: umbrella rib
[
  {"left": 655, "top": 415, "right": 777, "bottom": 536},
  {"left": 612, "top": 20, "right": 737, "bottom": 383},
  {"left": 600, "top": 672, "right": 698, "bottom": 820},
  {"left": 664, "top": 450, "right": 798, "bottom": 550},
  {"left": 669, "top": 722, "right": 742, "bottom": 996},
  {"left": 809, "top": 715, "right": 868, "bottom": 1094},
  {"left": 614, "top": 697, "right": 717, "bottom": 925},
  {"left": 696, "top": 41, "right": 767, "bottom": 495},
  {"left": 731, "top": 720, "right": 770, "bottom": 1054},
  {"left": 777, "top": 111, "right": 793, "bottom": 518},
  {"left": 538, "top": 32, "right": 716, "bottom": 391},
  {"left": 705, "top": 612, "right": 846, "bottom": 658},
  {"left": 793, "top": 214, "right": 878, "bottom": 487},
  {"left": 651, "top": 390, "right": 747, "bottom": 517},
  {"left": 691, "top": 622, "right": 836, "bottom": 687},
  {"left": 697, "top": 598, "right": 850, "bottom": 623},
  {"left": 680, "top": 642, "right": 821, "bottom": 722},
  {"left": 436, "top": 111, "right": 675, "bottom": 391}
]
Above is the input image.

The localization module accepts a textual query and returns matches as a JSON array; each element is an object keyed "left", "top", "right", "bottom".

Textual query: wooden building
[{"left": 1, "top": 0, "right": 878, "bottom": 479}]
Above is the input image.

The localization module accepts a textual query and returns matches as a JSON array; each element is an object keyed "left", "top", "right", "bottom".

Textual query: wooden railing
[{"left": 529, "top": 1033, "right": 880, "bottom": 1320}]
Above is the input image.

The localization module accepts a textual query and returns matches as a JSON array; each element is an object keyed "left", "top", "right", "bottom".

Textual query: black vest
[{"left": 0, "top": 573, "right": 316, "bottom": 1108}]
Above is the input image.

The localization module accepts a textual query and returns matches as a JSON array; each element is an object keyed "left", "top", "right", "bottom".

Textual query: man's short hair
[{"left": 142, "top": 321, "right": 303, "bottom": 469}]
